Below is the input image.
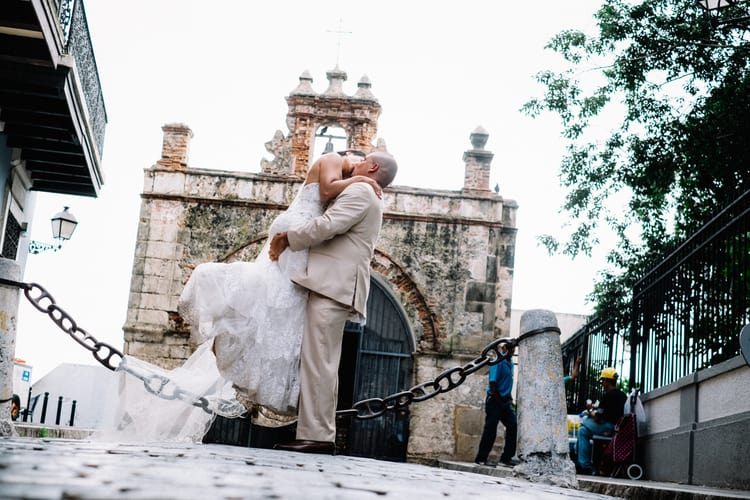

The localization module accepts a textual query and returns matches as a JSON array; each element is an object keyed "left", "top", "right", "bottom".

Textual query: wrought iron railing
[
  {"left": 562, "top": 189, "right": 750, "bottom": 412},
  {"left": 55, "top": 0, "right": 75, "bottom": 46},
  {"left": 562, "top": 314, "right": 630, "bottom": 414},
  {"left": 630, "top": 189, "right": 750, "bottom": 393},
  {"left": 55, "top": 0, "right": 107, "bottom": 157}
]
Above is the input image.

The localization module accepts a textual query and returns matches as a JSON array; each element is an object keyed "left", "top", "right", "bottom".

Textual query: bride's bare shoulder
[{"left": 305, "top": 153, "right": 343, "bottom": 186}]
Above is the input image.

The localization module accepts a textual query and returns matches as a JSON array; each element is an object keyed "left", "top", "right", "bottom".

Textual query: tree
[{"left": 523, "top": 0, "right": 750, "bottom": 312}]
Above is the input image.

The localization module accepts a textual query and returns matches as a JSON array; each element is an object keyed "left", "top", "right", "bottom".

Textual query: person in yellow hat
[{"left": 575, "top": 367, "right": 627, "bottom": 475}]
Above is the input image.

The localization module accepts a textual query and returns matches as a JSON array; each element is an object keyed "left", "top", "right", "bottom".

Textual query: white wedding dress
[{"left": 96, "top": 182, "right": 322, "bottom": 443}]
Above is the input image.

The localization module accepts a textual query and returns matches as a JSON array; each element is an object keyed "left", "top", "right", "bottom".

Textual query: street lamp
[
  {"left": 696, "top": 0, "right": 750, "bottom": 27},
  {"left": 697, "top": 0, "right": 735, "bottom": 9},
  {"left": 28, "top": 207, "right": 78, "bottom": 254}
]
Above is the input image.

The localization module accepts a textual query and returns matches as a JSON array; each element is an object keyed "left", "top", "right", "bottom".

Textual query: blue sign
[{"left": 21, "top": 370, "right": 30, "bottom": 382}]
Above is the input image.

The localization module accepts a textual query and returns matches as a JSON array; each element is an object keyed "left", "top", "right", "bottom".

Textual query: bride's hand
[{"left": 269, "top": 232, "right": 289, "bottom": 261}]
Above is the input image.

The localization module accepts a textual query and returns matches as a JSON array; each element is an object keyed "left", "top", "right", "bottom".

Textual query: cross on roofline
[{"left": 326, "top": 17, "right": 352, "bottom": 67}]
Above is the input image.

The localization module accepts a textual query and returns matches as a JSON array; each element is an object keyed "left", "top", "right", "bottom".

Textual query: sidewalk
[
  {"left": 0, "top": 437, "right": 616, "bottom": 500},
  {"left": 440, "top": 461, "right": 750, "bottom": 500}
]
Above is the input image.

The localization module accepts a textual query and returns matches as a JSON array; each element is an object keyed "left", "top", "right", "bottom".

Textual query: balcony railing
[
  {"left": 55, "top": 0, "right": 75, "bottom": 46},
  {"left": 55, "top": 0, "right": 107, "bottom": 157}
]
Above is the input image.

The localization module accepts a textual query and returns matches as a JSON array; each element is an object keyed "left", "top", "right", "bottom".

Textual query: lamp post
[
  {"left": 696, "top": 0, "right": 750, "bottom": 27},
  {"left": 697, "top": 0, "right": 735, "bottom": 8},
  {"left": 28, "top": 207, "right": 78, "bottom": 254}
]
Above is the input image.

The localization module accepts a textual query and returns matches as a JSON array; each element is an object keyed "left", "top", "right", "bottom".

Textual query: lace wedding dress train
[{"left": 96, "top": 183, "right": 322, "bottom": 442}]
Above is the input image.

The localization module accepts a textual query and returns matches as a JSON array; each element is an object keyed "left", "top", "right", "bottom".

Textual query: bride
[{"left": 97, "top": 150, "right": 381, "bottom": 442}]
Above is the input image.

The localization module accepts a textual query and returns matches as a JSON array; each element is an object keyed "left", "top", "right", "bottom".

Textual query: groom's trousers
[{"left": 296, "top": 291, "right": 351, "bottom": 443}]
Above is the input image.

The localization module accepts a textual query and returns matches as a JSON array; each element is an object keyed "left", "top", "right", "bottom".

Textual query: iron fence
[
  {"left": 54, "top": 0, "right": 107, "bottom": 156},
  {"left": 562, "top": 315, "right": 630, "bottom": 414},
  {"left": 562, "top": 189, "right": 750, "bottom": 412},
  {"left": 20, "top": 390, "right": 78, "bottom": 427}
]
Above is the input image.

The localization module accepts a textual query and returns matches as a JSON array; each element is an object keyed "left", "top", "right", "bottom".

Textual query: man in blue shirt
[{"left": 474, "top": 342, "right": 518, "bottom": 467}]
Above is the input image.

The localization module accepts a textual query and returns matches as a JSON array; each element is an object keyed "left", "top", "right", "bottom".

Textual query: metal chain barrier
[
  {"left": 0, "top": 278, "right": 226, "bottom": 415},
  {"left": 116, "top": 357, "right": 246, "bottom": 418},
  {"left": 335, "top": 336, "right": 518, "bottom": 420},
  {"left": 0, "top": 279, "right": 125, "bottom": 371},
  {"left": 1, "top": 278, "right": 558, "bottom": 421}
]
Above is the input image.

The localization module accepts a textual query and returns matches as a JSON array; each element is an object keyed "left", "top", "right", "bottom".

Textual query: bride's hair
[{"left": 336, "top": 149, "right": 366, "bottom": 159}]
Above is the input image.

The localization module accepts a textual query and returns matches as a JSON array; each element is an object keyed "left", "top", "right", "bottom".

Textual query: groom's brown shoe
[{"left": 274, "top": 440, "right": 335, "bottom": 455}]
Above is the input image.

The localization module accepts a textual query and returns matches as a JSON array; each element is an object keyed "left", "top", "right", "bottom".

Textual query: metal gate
[{"left": 337, "top": 278, "right": 414, "bottom": 461}]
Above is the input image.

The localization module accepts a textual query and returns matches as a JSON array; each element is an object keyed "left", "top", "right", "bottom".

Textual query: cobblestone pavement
[{"left": 0, "top": 437, "right": 619, "bottom": 499}]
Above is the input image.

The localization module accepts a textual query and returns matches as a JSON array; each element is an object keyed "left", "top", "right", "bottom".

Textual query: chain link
[
  {"left": 117, "top": 360, "right": 245, "bottom": 418},
  {"left": 10, "top": 280, "right": 124, "bottom": 371},
  {"left": 3, "top": 279, "right": 240, "bottom": 416},
  {"left": 3, "top": 278, "right": 558, "bottom": 422},
  {"left": 337, "top": 336, "right": 518, "bottom": 420}
]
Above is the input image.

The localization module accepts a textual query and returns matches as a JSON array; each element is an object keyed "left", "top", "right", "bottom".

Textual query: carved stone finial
[
  {"left": 463, "top": 126, "right": 493, "bottom": 192},
  {"left": 290, "top": 70, "right": 317, "bottom": 96},
  {"left": 260, "top": 130, "right": 293, "bottom": 175},
  {"left": 353, "top": 74, "right": 378, "bottom": 102},
  {"left": 470, "top": 125, "right": 489, "bottom": 150},
  {"left": 322, "top": 65, "right": 348, "bottom": 97}
]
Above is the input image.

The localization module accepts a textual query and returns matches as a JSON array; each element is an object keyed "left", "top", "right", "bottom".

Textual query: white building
[
  {"left": 27, "top": 363, "right": 118, "bottom": 429},
  {"left": 12, "top": 359, "right": 32, "bottom": 405}
]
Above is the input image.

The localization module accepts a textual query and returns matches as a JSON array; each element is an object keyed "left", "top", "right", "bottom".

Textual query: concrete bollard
[
  {"left": 514, "top": 309, "right": 576, "bottom": 487},
  {"left": 0, "top": 258, "right": 21, "bottom": 437}
]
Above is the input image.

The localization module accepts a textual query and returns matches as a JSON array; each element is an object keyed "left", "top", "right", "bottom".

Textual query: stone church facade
[{"left": 123, "top": 68, "right": 518, "bottom": 463}]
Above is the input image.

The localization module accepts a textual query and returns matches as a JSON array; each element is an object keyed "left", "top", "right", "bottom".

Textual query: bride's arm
[{"left": 318, "top": 153, "right": 382, "bottom": 203}]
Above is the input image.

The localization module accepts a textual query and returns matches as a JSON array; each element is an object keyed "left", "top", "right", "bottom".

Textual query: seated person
[
  {"left": 11, "top": 394, "right": 20, "bottom": 422},
  {"left": 575, "top": 367, "right": 626, "bottom": 475}
]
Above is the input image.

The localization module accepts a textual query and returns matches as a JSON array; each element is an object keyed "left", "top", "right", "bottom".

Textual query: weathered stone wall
[
  {"left": 0, "top": 259, "right": 20, "bottom": 437},
  {"left": 376, "top": 186, "right": 516, "bottom": 356},
  {"left": 407, "top": 353, "right": 502, "bottom": 463}
]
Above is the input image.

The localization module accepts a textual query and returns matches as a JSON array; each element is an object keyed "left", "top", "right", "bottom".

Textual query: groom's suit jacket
[{"left": 287, "top": 182, "right": 383, "bottom": 317}]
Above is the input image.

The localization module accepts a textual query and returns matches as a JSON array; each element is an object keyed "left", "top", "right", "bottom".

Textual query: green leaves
[{"left": 524, "top": 0, "right": 750, "bottom": 308}]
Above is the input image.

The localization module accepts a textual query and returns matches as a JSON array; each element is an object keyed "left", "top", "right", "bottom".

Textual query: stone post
[
  {"left": 0, "top": 258, "right": 20, "bottom": 437},
  {"left": 462, "top": 126, "right": 493, "bottom": 192},
  {"left": 156, "top": 123, "right": 193, "bottom": 169},
  {"left": 514, "top": 309, "right": 576, "bottom": 487}
]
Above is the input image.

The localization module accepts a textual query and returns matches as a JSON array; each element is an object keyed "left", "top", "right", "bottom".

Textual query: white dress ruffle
[{"left": 95, "top": 183, "right": 322, "bottom": 442}]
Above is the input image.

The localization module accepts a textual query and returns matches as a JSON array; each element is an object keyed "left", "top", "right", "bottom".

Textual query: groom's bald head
[{"left": 368, "top": 151, "right": 398, "bottom": 188}]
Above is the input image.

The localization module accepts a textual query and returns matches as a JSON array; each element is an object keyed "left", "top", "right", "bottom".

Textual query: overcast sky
[{"left": 15, "top": 1, "right": 612, "bottom": 382}]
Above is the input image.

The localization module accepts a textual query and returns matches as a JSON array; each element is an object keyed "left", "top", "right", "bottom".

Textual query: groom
[{"left": 269, "top": 150, "right": 398, "bottom": 454}]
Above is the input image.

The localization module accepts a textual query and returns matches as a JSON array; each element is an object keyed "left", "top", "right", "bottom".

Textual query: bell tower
[{"left": 261, "top": 68, "right": 382, "bottom": 178}]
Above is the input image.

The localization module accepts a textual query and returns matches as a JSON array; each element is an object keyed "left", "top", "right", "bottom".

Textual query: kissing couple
[{"left": 99, "top": 149, "right": 397, "bottom": 455}]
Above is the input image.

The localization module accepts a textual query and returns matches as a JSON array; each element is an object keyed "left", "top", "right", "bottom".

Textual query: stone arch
[
  {"left": 313, "top": 124, "right": 348, "bottom": 158},
  {"left": 372, "top": 248, "right": 442, "bottom": 352},
  {"left": 211, "top": 236, "right": 442, "bottom": 353}
]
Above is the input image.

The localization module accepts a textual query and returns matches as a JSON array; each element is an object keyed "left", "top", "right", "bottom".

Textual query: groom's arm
[
  {"left": 268, "top": 183, "right": 372, "bottom": 262},
  {"left": 286, "top": 183, "right": 372, "bottom": 251}
]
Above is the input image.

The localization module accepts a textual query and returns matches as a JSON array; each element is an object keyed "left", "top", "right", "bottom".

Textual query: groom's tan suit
[{"left": 286, "top": 182, "right": 383, "bottom": 442}]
